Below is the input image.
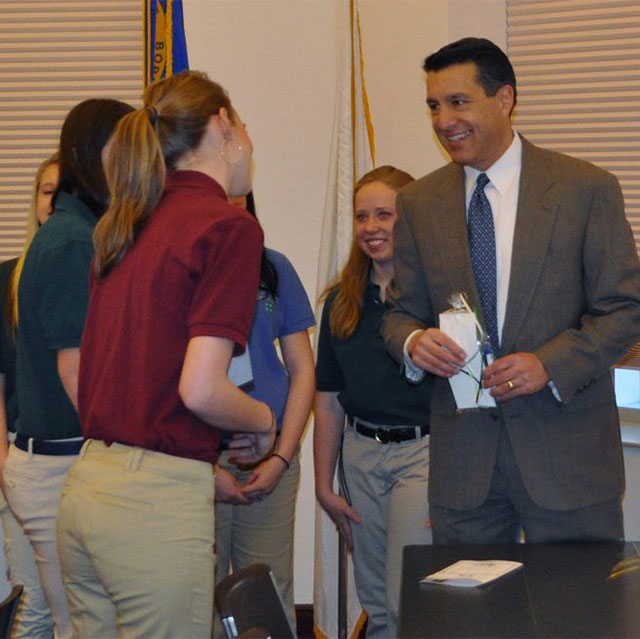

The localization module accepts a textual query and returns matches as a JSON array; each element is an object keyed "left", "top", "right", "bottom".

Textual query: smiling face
[
  {"left": 426, "top": 62, "right": 514, "bottom": 171},
  {"left": 354, "top": 181, "right": 398, "bottom": 266}
]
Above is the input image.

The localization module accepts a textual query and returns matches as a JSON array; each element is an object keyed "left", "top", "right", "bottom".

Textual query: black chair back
[
  {"left": 0, "top": 585, "right": 23, "bottom": 639},
  {"left": 215, "top": 564, "right": 294, "bottom": 639}
]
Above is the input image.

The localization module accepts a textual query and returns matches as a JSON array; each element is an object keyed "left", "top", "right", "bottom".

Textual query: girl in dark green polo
[{"left": 3, "top": 99, "right": 133, "bottom": 639}]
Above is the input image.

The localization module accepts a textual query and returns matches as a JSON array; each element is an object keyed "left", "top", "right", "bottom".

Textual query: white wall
[
  {"left": 447, "top": 0, "right": 506, "bottom": 49},
  {"left": 358, "top": 0, "right": 447, "bottom": 177},
  {"left": 184, "top": 0, "right": 342, "bottom": 606},
  {"left": 184, "top": 0, "right": 506, "bottom": 604}
]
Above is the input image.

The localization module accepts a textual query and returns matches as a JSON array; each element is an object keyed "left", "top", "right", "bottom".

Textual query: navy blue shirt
[{"left": 316, "top": 279, "right": 431, "bottom": 425}]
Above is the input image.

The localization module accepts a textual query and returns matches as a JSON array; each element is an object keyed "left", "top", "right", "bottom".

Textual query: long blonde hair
[
  {"left": 94, "top": 70, "right": 235, "bottom": 276},
  {"left": 322, "top": 165, "right": 414, "bottom": 340},
  {"left": 7, "top": 153, "right": 59, "bottom": 332}
]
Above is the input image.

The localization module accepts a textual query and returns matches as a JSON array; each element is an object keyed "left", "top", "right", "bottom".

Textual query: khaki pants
[
  {"left": 214, "top": 449, "right": 299, "bottom": 635},
  {"left": 0, "top": 494, "right": 53, "bottom": 639},
  {"left": 4, "top": 445, "right": 76, "bottom": 638},
  {"left": 341, "top": 426, "right": 431, "bottom": 639},
  {"left": 57, "top": 439, "right": 215, "bottom": 639}
]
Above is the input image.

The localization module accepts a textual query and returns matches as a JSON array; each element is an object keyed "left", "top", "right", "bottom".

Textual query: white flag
[{"left": 313, "top": 1, "right": 374, "bottom": 637}]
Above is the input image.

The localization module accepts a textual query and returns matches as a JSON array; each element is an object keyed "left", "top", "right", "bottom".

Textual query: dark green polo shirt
[
  {"left": 16, "top": 191, "right": 96, "bottom": 439},
  {"left": 316, "top": 280, "right": 431, "bottom": 425},
  {"left": 0, "top": 258, "right": 18, "bottom": 432}
]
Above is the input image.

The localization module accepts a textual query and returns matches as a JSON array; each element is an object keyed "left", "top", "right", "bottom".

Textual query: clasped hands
[
  {"left": 214, "top": 434, "right": 289, "bottom": 506},
  {"left": 214, "top": 406, "right": 280, "bottom": 504},
  {"left": 408, "top": 328, "right": 549, "bottom": 401}
]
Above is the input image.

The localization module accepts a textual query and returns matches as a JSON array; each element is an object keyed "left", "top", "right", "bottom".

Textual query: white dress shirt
[{"left": 464, "top": 132, "right": 522, "bottom": 343}]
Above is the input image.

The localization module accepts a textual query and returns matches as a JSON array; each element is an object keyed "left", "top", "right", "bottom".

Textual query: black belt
[
  {"left": 347, "top": 416, "right": 429, "bottom": 444},
  {"left": 14, "top": 435, "right": 83, "bottom": 456}
]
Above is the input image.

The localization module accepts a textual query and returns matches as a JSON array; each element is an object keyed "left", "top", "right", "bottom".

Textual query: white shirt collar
[{"left": 464, "top": 132, "right": 522, "bottom": 198}]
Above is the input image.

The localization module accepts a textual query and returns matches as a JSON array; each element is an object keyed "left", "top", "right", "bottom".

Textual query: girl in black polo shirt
[{"left": 315, "top": 165, "right": 433, "bottom": 639}]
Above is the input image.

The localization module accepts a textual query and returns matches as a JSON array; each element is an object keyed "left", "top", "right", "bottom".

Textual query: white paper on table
[
  {"left": 421, "top": 559, "right": 523, "bottom": 588},
  {"left": 228, "top": 348, "right": 254, "bottom": 390},
  {"left": 439, "top": 310, "right": 495, "bottom": 409}
]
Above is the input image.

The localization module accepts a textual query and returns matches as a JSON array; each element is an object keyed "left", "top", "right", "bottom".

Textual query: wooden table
[{"left": 399, "top": 541, "right": 640, "bottom": 638}]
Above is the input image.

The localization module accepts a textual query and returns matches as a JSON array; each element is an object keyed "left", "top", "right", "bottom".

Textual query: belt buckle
[{"left": 374, "top": 427, "right": 391, "bottom": 443}]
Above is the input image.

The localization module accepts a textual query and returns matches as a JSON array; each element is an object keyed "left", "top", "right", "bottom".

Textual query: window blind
[
  {"left": 0, "top": 0, "right": 142, "bottom": 261},
  {"left": 507, "top": 0, "right": 640, "bottom": 367},
  {"left": 507, "top": 0, "right": 639, "bottom": 251}
]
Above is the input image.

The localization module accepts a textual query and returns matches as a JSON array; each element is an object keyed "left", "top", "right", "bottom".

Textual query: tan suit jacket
[{"left": 383, "top": 137, "right": 640, "bottom": 511}]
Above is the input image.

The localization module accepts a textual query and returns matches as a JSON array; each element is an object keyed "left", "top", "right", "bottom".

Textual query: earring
[{"left": 220, "top": 138, "right": 242, "bottom": 164}]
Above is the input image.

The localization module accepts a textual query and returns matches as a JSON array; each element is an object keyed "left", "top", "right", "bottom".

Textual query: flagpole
[
  {"left": 313, "top": 1, "right": 374, "bottom": 635},
  {"left": 338, "top": 535, "right": 347, "bottom": 639}
]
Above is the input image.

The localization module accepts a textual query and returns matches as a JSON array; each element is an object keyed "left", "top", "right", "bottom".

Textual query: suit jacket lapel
[
  {"left": 431, "top": 164, "right": 482, "bottom": 313},
  {"left": 501, "top": 138, "right": 560, "bottom": 354}
]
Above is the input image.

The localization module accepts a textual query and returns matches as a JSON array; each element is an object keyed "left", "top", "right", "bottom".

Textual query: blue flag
[{"left": 144, "top": 0, "right": 189, "bottom": 87}]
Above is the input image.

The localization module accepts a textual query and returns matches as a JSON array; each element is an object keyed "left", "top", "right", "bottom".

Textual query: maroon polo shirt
[{"left": 78, "top": 171, "right": 263, "bottom": 463}]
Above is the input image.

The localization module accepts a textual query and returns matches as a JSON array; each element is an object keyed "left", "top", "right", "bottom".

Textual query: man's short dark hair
[{"left": 423, "top": 37, "right": 517, "bottom": 106}]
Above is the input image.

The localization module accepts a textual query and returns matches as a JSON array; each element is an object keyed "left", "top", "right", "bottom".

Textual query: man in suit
[{"left": 382, "top": 37, "right": 640, "bottom": 543}]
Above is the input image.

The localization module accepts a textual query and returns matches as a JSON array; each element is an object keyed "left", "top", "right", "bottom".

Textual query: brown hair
[
  {"left": 7, "top": 153, "right": 60, "bottom": 333},
  {"left": 58, "top": 99, "right": 134, "bottom": 216},
  {"left": 323, "top": 165, "right": 414, "bottom": 340},
  {"left": 93, "top": 70, "right": 234, "bottom": 276}
]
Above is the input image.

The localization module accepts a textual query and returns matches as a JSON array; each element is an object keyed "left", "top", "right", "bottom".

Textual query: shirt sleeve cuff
[
  {"left": 403, "top": 330, "right": 426, "bottom": 383},
  {"left": 548, "top": 379, "right": 562, "bottom": 402}
]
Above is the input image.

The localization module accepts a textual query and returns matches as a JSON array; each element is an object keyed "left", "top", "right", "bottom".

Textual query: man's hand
[
  {"left": 483, "top": 352, "right": 550, "bottom": 401},
  {"left": 408, "top": 328, "right": 466, "bottom": 377}
]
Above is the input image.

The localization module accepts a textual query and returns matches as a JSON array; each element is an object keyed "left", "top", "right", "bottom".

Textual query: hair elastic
[{"left": 147, "top": 105, "right": 159, "bottom": 127}]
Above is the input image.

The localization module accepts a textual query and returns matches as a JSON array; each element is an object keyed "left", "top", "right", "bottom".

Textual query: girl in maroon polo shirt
[{"left": 57, "top": 71, "right": 275, "bottom": 639}]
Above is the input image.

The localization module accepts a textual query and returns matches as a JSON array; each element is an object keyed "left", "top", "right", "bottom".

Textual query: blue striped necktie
[{"left": 467, "top": 173, "right": 499, "bottom": 354}]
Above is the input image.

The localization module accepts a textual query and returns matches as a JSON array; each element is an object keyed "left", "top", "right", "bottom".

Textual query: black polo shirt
[
  {"left": 16, "top": 191, "right": 95, "bottom": 440},
  {"left": 316, "top": 280, "right": 431, "bottom": 426}
]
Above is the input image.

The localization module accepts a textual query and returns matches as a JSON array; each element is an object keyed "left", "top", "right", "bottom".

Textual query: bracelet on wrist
[{"left": 271, "top": 452, "right": 290, "bottom": 470}]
